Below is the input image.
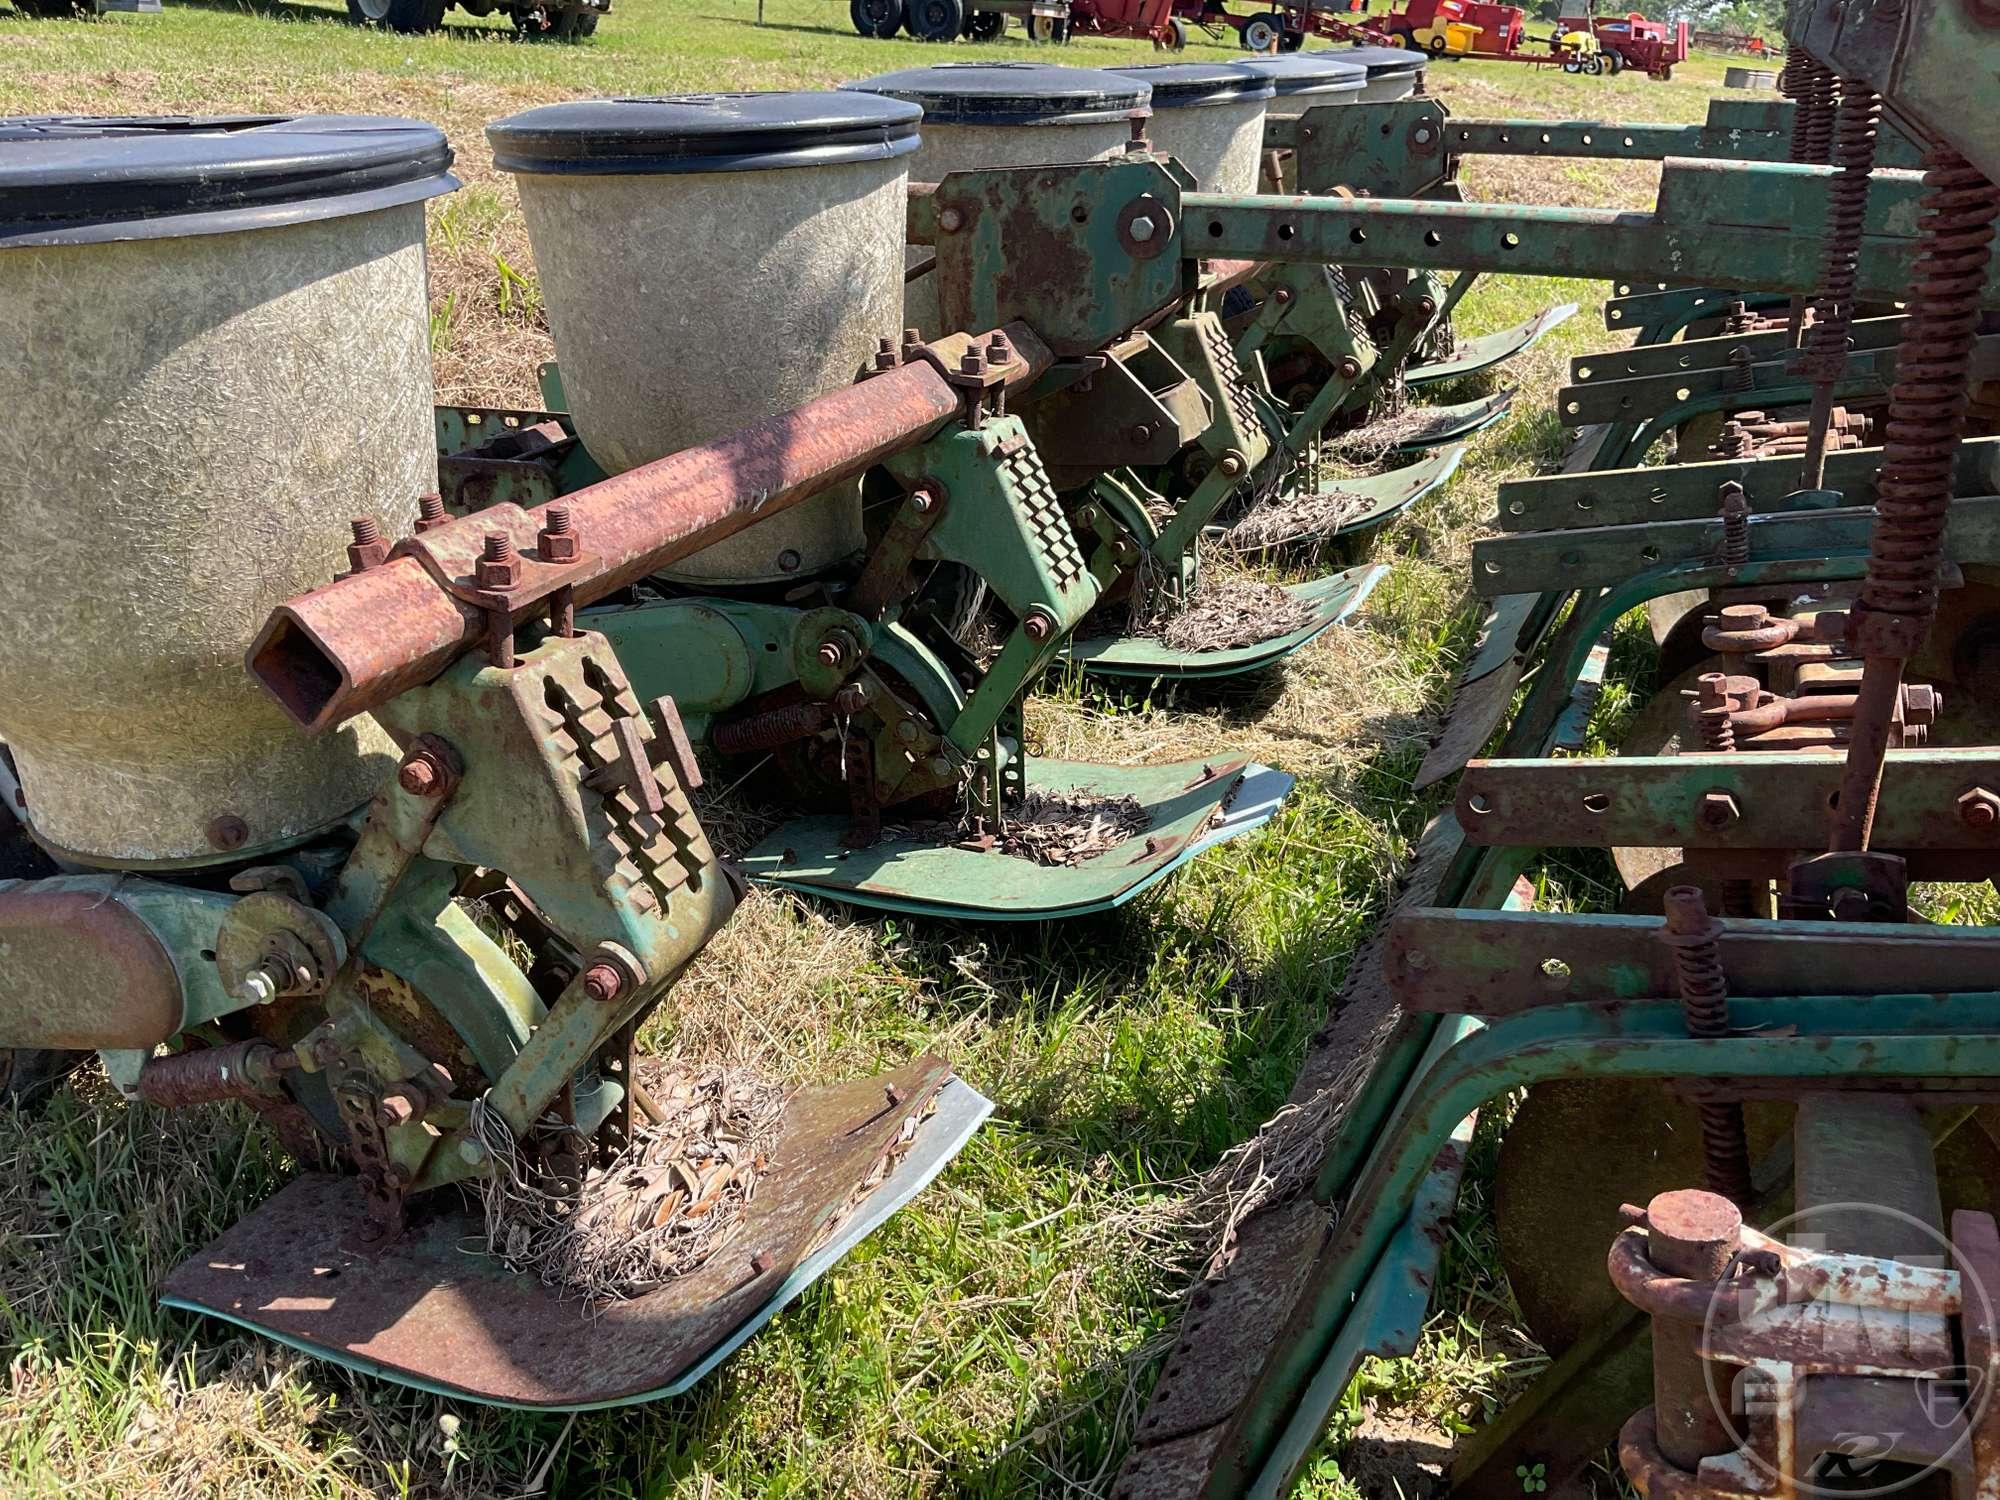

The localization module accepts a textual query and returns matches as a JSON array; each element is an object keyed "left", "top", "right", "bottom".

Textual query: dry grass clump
[
  {"left": 475, "top": 1065, "right": 787, "bottom": 1302},
  {"left": 1226, "top": 486, "right": 1376, "bottom": 551},
  {"left": 1149, "top": 580, "right": 1316, "bottom": 653}
]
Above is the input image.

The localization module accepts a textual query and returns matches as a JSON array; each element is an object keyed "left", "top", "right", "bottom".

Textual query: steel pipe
[{"left": 249, "top": 326, "right": 1050, "bottom": 732}]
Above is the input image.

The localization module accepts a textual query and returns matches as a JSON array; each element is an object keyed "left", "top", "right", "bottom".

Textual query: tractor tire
[
  {"left": 347, "top": 0, "right": 448, "bottom": 31},
  {"left": 1603, "top": 48, "right": 1623, "bottom": 73},
  {"left": 511, "top": 4, "right": 597, "bottom": 36},
  {"left": 1656, "top": 63, "right": 1673, "bottom": 80},
  {"left": 852, "top": 0, "right": 904, "bottom": 35},
  {"left": 1584, "top": 52, "right": 1604, "bottom": 73},
  {"left": 906, "top": 0, "right": 963, "bottom": 39},
  {"left": 1239, "top": 10, "right": 1284, "bottom": 50},
  {"left": 1424, "top": 31, "right": 1448, "bottom": 54},
  {"left": 1277, "top": 26, "right": 1302, "bottom": 49},
  {"left": 1025, "top": 11, "right": 1068, "bottom": 39},
  {"left": 1561, "top": 58, "right": 1581, "bottom": 72},
  {"left": 1155, "top": 14, "right": 1187, "bottom": 48},
  {"left": 966, "top": 8, "right": 1004, "bottom": 37}
]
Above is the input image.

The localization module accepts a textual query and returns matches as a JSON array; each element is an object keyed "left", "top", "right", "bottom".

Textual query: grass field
[{"left": 0, "top": 8, "right": 1748, "bottom": 1495}]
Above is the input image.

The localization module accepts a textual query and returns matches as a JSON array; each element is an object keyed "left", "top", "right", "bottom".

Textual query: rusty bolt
[
  {"left": 1337, "top": 356, "right": 1362, "bottom": 382},
  {"left": 415, "top": 492, "right": 448, "bottom": 533},
  {"left": 937, "top": 207, "right": 964, "bottom": 233},
  {"left": 959, "top": 348, "right": 987, "bottom": 377},
  {"left": 207, "top": 814, "right": 249, "bottom": 852},
  {"left": 874, "top": 336, "right": 898, "bottom": 372},
  {"left": 347, "top": 516, "right": 390, "bottom": 573},
  {"left": 818, "top": 640, "right": 848, "bottom": 670},
  {"left": 987, "top": 333, "right": 1011, "bottom": 364},
  {"left": 777, "top": 548, "right": 802, "bottom": 573},
  {"left": 398, "top": 756, "right": 439, "bottom": 797},
  {"left": 1273, "top": 287, "right": 1293, "bottom": 305},
  {"left": 475, "top": 531, "right": 520, "bottom": 590},
  {"left": 1957, "top": 787, "right": 2000, "bottom": 830},
  {"left": 1416, "top": 296, "right": 1437, "bottom": 318},
  {"left": 835, "top": 681, "right": 872, "bottom": 716},
  {"left": 582, "top": 962, "right": 625, "bottom": 1004},
  {"left": 1130, "top": 422, "right": 1153, "bottom": 443},
  {"left": 1023, "top": 611, "right": 1055, "bottom": 643},
  {"left": 537, "top": 504, "right": 579, "bottom": 563},
  {"left": 1218, "top": 452, "right": 1247, "bottom": 478},
  {"left": 377, "top": 1093, "right": 418, "bottom": 1129},
  {"left": 910, "top": 488, "right": 937, "bottom": 515},
  {"left": 1076, "top": 504, "right": 1100, "bottom": 528},
  {"left": 1901, "top": 683, "right": 1942, "bottom": 725},
  {"left": 1696, "top": 790, "right": 1742, "bottom": 829}
]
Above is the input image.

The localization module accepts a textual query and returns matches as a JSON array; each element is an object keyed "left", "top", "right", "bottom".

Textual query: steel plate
[{"left": 163, "top": 1058, "right": 990, "bottom": 1410}]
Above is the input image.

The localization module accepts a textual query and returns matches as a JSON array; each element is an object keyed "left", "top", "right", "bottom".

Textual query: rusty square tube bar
[{"left": 249, "top": 325, "right": 1051, "bottom": 733}]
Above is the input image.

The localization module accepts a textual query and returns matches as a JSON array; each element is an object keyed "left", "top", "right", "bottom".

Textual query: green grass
[{"left": 0, "top": 11, "right": 1749, "bottom": 1496}]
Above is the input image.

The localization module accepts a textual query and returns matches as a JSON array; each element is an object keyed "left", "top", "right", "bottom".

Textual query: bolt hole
[
  {"left": 1582, "top": 132, "right": 1595, "bottom": 145},
  {"left": 1541, "top": 958, "right": 1571, "bottom": 986},
  {"left": 1424, "top": 230, "right": 1442, "bottom": 247},
  {"left": 1675, "top": 387, "right": 1692, "bottom": 402},
  {"left": 1207, "top": 220, "right": 1224, "bottom": 238},
  {"left": 1406, "top": 949, "right": 1430, "bottom": 970},
  {"left": 1071, "top": 204, "right": 1089, "bottom": 223},
  {"left": 1502, "top": 233, "right": 1520, "bottom": 249},
  {"left": 1468, "top": 793, "right": 1492, "bottom": 814},
  {"left": 1349, "top": 227, "right": 1367, "bottom": 245},
  {"left": 1577, "top": 365, "right": 1593, "bottom": 380},
  {"left": 1507, "top": 500, "right": 1524, "bottom": 515},
  {"left": 1583, "top": 792, "right": 1610, "bottom": 813},
  {"left": 1279, "top": 222, "right": 1297, "bottom": 241},
  {"left": 1561, "top": 550, "right": 1581, "bottom": 567},
  {"left": 1540, "top": 132, "right": 1551, "bottom": 144},
  {"left": 1577, "top": 496, "right": 1595, "bottom": 510},
  {"left": 1640, "top": 545, "right": 1661, "bottom": 562},
  {"left": 201, "top": 948, "right": 217, "bottom": 962}
]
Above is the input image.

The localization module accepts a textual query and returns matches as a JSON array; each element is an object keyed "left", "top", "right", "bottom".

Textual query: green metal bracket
[
  {"left": 1470, "top": 491, "right": 2000, "bottom": 598},
  {"left": 1605, "top": 286, "right": 1791, "bottom": 344},
  {"left": 375, "top": 631, "right": 732, "bottom": 1135},
  {"left": 1494, "top": 436, "right": 2000, "bottom": 532},
  {"left": 923, "top": 157, "right": 1187, "bottom": 358},
  {"left": 1186, "top": 161, "right": 1988, "bottom": 304},
  {"left": 1568, "top": 313, "right": 1907, "bottom": 386},
  {"left": 1454, "top": 749, "right": 2000, "bottom": 861},
  {"left": 1148, "top": 312, "right": 1275, "bottom": 571}
]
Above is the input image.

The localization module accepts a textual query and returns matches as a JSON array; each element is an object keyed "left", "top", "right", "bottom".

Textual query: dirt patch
[
  {"left": 887, "top": 789, "right": 1150, "bottom": 867},
  {"left": 1340, "top": 1407, "right": 1454, "bottom": 1498},
  {"left": 1227, "top": 487, "right": 1376, "bottom": 551},
  {"left": 474, "top": 1064, "right": 787, "bottom": 1302}
]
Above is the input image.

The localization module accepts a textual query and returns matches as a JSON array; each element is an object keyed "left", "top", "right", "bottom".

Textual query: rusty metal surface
[
  {"left": 1385, "top": 906, "right": 2000, "bottom": 1016},
  {"left": 251, "top": 331, "right": 1052, "bottom": 734},
  {"left": 0, "top": 880, "right": 183, "bottom": 1050},
  {"left": 163, "top": 1055, "right": 956, "bottom": 1407}
]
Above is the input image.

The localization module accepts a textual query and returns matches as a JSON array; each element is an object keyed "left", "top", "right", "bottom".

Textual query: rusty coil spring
[
  {"left": 1781, "top": 55, "right": 1838, "bottom": 166},
  {"left": 1857, "top": 149, "right": 2000, "bottom": 640},
  {"left": 1663, "top": 886, "right": 1754, "bottom": 1204},
  {"left": 710, "top": 699, "right": 835, "bottom": 757},
  {"left": 1802, "top": 85, "right": 1881, "bottom": 384},
  {"left": 1694, "top": 673, "right": 1737, "bottom": 752}
]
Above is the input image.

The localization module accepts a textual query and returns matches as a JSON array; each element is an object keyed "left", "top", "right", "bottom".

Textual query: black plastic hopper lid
[
  {"left": 841, "top": 63, "right": 1150, "bottom": 127},
  {"left": 1321, "top": 45, "right": 1427, "bottom": 77},
  {"left": 1236, "top": 54, "right": 1367, "bottom": 94},
  {"left": 488, "top": 92, "right": 922, "bottom": 175},
  {"left": 0, "top": 113, "right": 458, "bottom": 249},
  {"left": 1107, "top": 61, "right": 1275, "bottom": 109}
]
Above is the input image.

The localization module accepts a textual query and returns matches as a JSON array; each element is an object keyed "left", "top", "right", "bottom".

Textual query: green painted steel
[
  {"left": 1471, "top": 491, "right": 2000, "bottom": 598},
  {"left": 1407, "top": 303, "right": 1577, "bottom": 387},
  {"left": 1604, "top": 286, "right": 1789, "bottom": 343},
  {"left": 1066, "top": 565, "right": 1385, "bottom": 679},
  {"left": 737, "top": 758, "right": 1294, "bottom": 921},
  {"left": 1185, "top": 161, "right": 1986, "bottom": 304},
  {"left": 1495, "top": 436, "right": 2000, "bottom": 532},
  {"left": 1568, "top": 313, "right": 1907, "bottom": 385}
]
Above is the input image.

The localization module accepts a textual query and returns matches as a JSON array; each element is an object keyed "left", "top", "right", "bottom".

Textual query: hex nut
[
  {"left": 1958, "top": 787, "right": 2000, "bottom": 830},
  {"left": 582, "top": 961, "right": 625, "bottom": 1003},
  {"left": 1696, "top": 790, "right": 1741, "bottom": 828}
]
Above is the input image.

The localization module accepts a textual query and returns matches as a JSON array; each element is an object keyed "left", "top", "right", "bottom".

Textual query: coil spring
[
  {"left": 1782, "top": 55, "right": 1838, "bottom": 167},
  {"left": 1663, "top": 886, "right": 1754, "bottom": 1204},
  {"left": 1715, "top": 418, "right": 1753, "bottom": 460},
  {"left": 1802, "top": 85, "right": 1881, "bottom": 383},
  {"left": 1858, "top": 149, "right": 2000, "bottom": 639},
  {"left": 710, "top": 699, "right": 834, "bottom": 756}
]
